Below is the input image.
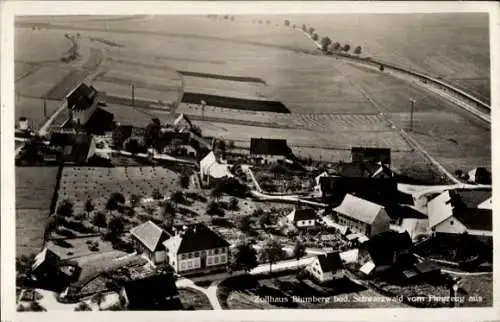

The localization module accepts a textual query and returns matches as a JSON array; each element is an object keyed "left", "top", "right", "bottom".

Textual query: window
[
  {"left": 194, "top": 251, "right": 200, "bottom": 257},
  {"left": 214, "top": 248, "right": 220, "bottom": 255},
  {"left": 180, "top": 262, "right": 186, "bottom": 270},
  {"left": 450, "top": 220, "right": 454, "bottom": 225},
  {"left": 207, "top": 249, "right": 212, "bottom": 255},
  {"left": 188, "top": 253, "right": 193, "bottom": 259},
  {"left": 220, "top": 255, "right": 226, "bottom": 263},
  {"left": 207, "top": 257, "right": 213, "bottom": 265},
  {"left": 181, "top": 254, "right": 187, "bottom": 260},
  {"left": 214, "top": 256, "right": 219, "bottom": 264},
  {"left": 187, "top": 261, "right": 193, "bottom": 268}
]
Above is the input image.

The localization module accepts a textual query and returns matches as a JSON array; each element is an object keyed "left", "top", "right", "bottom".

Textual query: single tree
[
  {"left": 92, "top": 212, "right": 107, "bottom": 232},
  {"left": 320, "top": 36, "right": 332, "bottom": 52},
  {"left": 152, "top": 188, "right": 163, "bottom": 200},
  {"left": 191, "top": 125, "right": 202, "bottom": 137},
  {"left": 74, "top": 302, "right": 92, "bottom": 311},
  {"left": 312, "top": 33, "right": 319, "bottom": 41},
  {"left": 353, "top": 45, "right": 362, "bottom": 55},
  {"left": 124, "top": 138, "right": 141, "bottom": 154},
  {"left": 302, "top": 24, "right": 307, "bottom": 32},
  {"left": 129, "top": 194, "right": 142, "bottom": 208},
  {"left": 293, "top": 239, "right": 306, "bottom": 267},
  {"left": 284, "top": 20, "right": 290, "bottom": 27},
  {"left": 179, "top": 173, "right": 190, "bottom": 189},
  {"left": 210, "top": 185, "right": 223, "bottom": 202},
  {"left": 261, "top": 238, "right": 285, "bottom": 274},
  {"left": 231, "top": 242, "right": 258, "bottom": 272},
  {"left": 108, "top": 216, "right": 125, "bottom": 236},
  {"left": 162, "top": 202, "right": 176, "bottom": 231},
  {"left": 227, "top": 140, "right": 235, "bottom": 150},
  {"left": 342, "top": 44, "right": 351, "bottom": 52},
  {"left": 239, "top": 215, "right": 252, "bottom": 232},
  {"left": 332, "top": 42, "right": 341, "bottom": 51},
  {"left": 229, "top": 197, "right": 239, "bottom": 211},
  {"left": 308, "top": 27, "right": 315, "bottom": 35},
  {"left": 112, "top": 127, "right": 128, "bottom": 149},
  {"left": 206, "top": 201, "right": 223, "bottom": 216},
  {"left": 26, "top": 301, "right": 46, "bottom": 312},
  {"left": 379, "top": 64, "right": 385, "bottom": 71},
  {"left": 56, "top": 199, "right": 74, "bottom": 218},
  {"left": 106, "top": 193, "right": 124, "bottom": 215},
  {"left": 91, "top": 293, "right": 106, "bottom": 310},
  {"left": 258, "top": 212, "right": 272, "bottom": 228},
  {"left": 292, "top": 24, "right": 296, "bottom": 29},
  {"left": 16, "top": 254, "right": 35, "bottom": 282},
  {"left": 170, "top": 190, "right": 185, "bottom": 205},
  {"left": 84, "top": 198, "right": 95, "bottom": 219},
  {"left": 43, "top": 216, "right": 58, "bottom": 240}
]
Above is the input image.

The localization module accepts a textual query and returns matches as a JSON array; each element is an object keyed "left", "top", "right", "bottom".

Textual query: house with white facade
[
  {"left": 334, "top": 194, "right": 390, "bottom": 237},
  {"left": 427, "top": 189, "right": 492, "bottom": 240},
  {"left": 306, "top": 252, "right": 344, "bottom": 283},
  {"left": 199, "top": 151, "right": 233, "bottom": 187},
  {"left": 163, "top": 223, "right": 230, "bottom": 275},
  {"left": 286, "top": 208, "right": 318, "bottom": 229}
]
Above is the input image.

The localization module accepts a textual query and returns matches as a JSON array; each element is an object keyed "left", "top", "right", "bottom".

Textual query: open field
[
  {"left": 15, "top": 66, "right": 72, "bottom": 99},
  {"left": 16, "top": 167, "right": 60, "bottom": 256},
  {"left": 14, "top": 97, "right": 63, "bottom": 130},
  {"left": 15, "top": 28, "right": 74, "bottom": 63}
]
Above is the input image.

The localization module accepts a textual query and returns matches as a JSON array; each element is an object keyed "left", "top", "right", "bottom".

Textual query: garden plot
[{"left": 57, "top": 166, "right": 180, "bottom": 213}]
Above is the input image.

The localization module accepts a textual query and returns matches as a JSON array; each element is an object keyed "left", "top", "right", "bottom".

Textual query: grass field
[{"left": 16, "top": 167, "right": 60, "bottom": 256}]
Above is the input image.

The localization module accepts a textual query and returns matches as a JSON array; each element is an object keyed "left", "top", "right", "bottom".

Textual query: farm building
[
  {"left": 427, "top": 189, "right": 492, "bottom": 241},
  {"left": 351, "top": 147, "right": 391, "bottom": 166},
  {"left": 199, "top": 151, "right": 232, "bottom": 187},
  {"left": 385, "top": 204, "right": 428, "bottom": 240},
  {"left": 319, "top": 176, "right": 399, "bottom": 207},
  {"left": 130, "top": 221, "right": 171, "bottom": 266},
  {"left": 67, "top": 83, "right": 99, "bottom": 125},
  {"left": 334, "top": 194, "right": 391, "bottom": 237},
  {"left": 163, "top": 223, "right": 230, "bottom": 275},
  {"left": 306, "top": 251, "right": 344, "bottom": 283},
  {"left": 467, "top": 167, "right": 491, "bottom": 185},
  {"left": 285, "top": 208, "right": 318, "bottom": 229},
  {"left": 119, "top": 273, "right": 182, "bottom": 310},
  {"left": 250, "top": 138, "right": 292, "bottom": 164},
  {"left": 49, "top": 132, "right": 96, "bottom": 164},
  {"left": 357, "top": 231, "right": 414, "bottom": 278}
]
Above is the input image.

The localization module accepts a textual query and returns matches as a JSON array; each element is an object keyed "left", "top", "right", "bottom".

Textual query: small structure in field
[
  {"left": 163, "top": 223, "right": 230, "bottom": 275},
  {"left": 250, "top": 138, "right": 292, "bottom": 164},
  {"left": 199, "top": 151, "right": 232, "bottom": 187},
  {"left": 306, "top": 251, "right": 344, "bottom": 283},
  {"left": 334, "top": 194, "right": 390, "bottom": 237},
  {"left": 130, "top": 221, "right": 171, "bottom": 266}
]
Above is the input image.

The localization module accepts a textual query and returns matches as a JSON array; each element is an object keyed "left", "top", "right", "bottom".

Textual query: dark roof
[
  {"left": 67, "top": 83, "right": 98, "bottom": 111},
  {"left": 115, "top": 125, "right": 133, "bottom": 141},
  {"left": 454, "top": 208, "right": 492, "bottom": 231},
  {"left": 385, "top": 204, "right": 427, "bottom": 220},
  {"left": 83, "top": 107, "right": 115, "bottom": 134},
  {"left": 130, "top": 221, "right": 170, "bottom": 252},
  {"left": 414, "top": 261, "right": 440, "bottom": 274},
  {"left": 319, "top": 176, "right": 397, "bottom": 207},
  {"left": 317, "top": 252, "right": 343, "bottom": 273},
  {"left": 250, "top": 138, "right": 290, "bottom": 156},
  {"left": 177, "top": 223, "right": 230, "bottom": 253},
  {"left": 123, "top": 273, "right": 180, "bottom": 310},
  {"left": 50, "top": 132, "right": 94, "bottom": 164},
  {"left": 351, "top": 147, "right": 391, "bottom": 165},
  {"left": 452, "top": 189, "right": 491, "bottom": 209},
  {"left": 334, "top": 162, "right": 380, "bottom": 178},
  {"left": 160, "top": 131, "right": 191, "bottom": 146},
  {"left": 292, "top": 208, "right": 317, "bottom": 222},
  {"left": 361, "top": 231, "right": 412, "bottom": 266}
]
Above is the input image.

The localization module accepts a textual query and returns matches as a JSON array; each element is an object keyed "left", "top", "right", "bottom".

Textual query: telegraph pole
[
  {"left": 409, "top": 98, "right": 416, "bottom": 132},
  {"left": 43, "top": 99, "right": 47, "bottom": 119},
  {"left": 131, "top": 84, "right": 135, "bottom": 107},
  {"left": 201, "top": 100, "right": 206, "bottom": 121}
]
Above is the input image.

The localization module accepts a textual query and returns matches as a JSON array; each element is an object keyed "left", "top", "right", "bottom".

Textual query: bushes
[
  {"left": 185, "top": 192, "right": 207, "bottom": 203},
  {"left": 56, "top": 227, "right": 76, "bottom": 238},
  {"left": 211, "top": 216, "right": 233, "bottom": 228}
]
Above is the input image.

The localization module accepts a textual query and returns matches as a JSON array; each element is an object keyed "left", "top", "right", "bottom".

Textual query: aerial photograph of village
[{"left": 13, "top": 13, "right": 492, "bottom": 311}]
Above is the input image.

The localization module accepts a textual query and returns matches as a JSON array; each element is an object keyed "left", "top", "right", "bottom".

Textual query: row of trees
[{"left": 231, "top": 238, "right": 306, "bottom": 274}]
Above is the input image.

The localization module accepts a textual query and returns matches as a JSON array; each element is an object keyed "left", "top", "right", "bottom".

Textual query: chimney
[{"left": 19, "top": 117, "right": 28, "bottom": 131}]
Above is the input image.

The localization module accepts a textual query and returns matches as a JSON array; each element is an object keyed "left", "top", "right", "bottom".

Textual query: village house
[
  {"left": 249, "top": 138, "right": 292, "bottom": 164},
  {"left": 385, "top": 204, "right": 429, "bottom": 241},
  {"left": 427, "top": 189, "right": 492, "bottom": 244},
  {"left": 467, "top": 167, "right": 491, "bottom": 185},
  {"left": 119, "top": 273, "right": 181, "bottom": 310},
  {"left": 173, "top": 113, "right": 193, "bottom": 132},
  {"left": 49, "top": 131, "right": 96, "bottom": 164},
  {"left": 306, "top": 251, "right": 344, "bottom": 283},
  {"left": 357, "top": 231, "right": 414, "bottom": 278},
  {"left": 334, "top": 194, "right": 391, "bottom": 237},
  {"left": 163, "top": 223, "right": 230, "bottom": 275},
  {"left": 199, "top": 151, "right": 232, "bottom": 187},
  {"left": 286, "top": 208, "right": 318, "bottom": 229},
  {"left": 130, "top": 221, "right": 171, "bottom": 266},
  {"left": 67, "top": 83, "right": 99, "bottom": 126}
]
